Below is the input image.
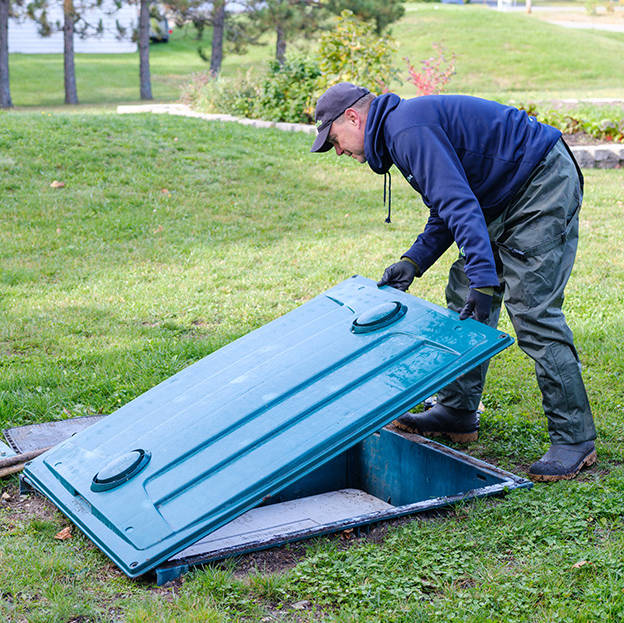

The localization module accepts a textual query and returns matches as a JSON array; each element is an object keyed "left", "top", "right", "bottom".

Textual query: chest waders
[{"left": 436, "top": 139, "right": 596, "bottom": 446}]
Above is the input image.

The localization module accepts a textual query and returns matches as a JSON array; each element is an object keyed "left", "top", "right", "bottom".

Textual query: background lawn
[
  {"left": 7, "top": 3, "right": 624, "bottom": 107},
  {"left": 1, "top": 111, "right": 623, "bottom": 622}
]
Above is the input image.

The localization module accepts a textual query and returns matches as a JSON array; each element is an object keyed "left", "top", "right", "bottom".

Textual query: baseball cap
[{"left": 310, "top": 82, "right": 371, "bottom": 153}]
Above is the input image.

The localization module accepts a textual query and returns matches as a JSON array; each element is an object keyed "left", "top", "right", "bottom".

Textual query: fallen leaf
[
  {"left": 572, "top": 560, "right": 592, "bottom": 569},
  {"left": 50, "top": 180, "right": 65, "bottom": 189},
  {"left": 55, "top": 526, "right": 72, "bottom": 540},
  {"left": 153, "top": 225, "right": 164, "bottom": 234},
  {"left": 292, "top": 600, "right": 309, "bottom": 610},
  {"left": 161, "top": 188, "right": 170, "bottom": 194},
  {"left": 1, "top": 492, "right": 10, "bottom": 501}
]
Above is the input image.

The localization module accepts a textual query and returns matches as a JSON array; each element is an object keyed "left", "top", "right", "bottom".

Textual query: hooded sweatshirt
[{"left": 364, "top": 93, "right": 561, "bottom": 288}]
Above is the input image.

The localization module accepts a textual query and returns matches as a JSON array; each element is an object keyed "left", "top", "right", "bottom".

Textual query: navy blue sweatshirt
[{"left": 364, "top": 93, "right": 561, "bottom": 288}]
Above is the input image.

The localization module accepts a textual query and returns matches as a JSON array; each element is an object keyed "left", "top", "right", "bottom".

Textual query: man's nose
[{"left": 334, "top": 145, "right": 344, "bottom": 156}]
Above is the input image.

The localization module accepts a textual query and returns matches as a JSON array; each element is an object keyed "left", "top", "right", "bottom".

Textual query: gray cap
[{"left": 310, "top": 82, "right": 371, "bottom": 153}]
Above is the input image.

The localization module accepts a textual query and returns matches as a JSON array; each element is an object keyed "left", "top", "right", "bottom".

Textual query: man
[{"left": 310, "top": 82, "right": 596, "bottom": 482}]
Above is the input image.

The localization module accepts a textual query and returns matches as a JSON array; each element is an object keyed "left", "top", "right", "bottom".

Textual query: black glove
[
  {"left": 377, "top": 259, "right": 419, "bottom": 292},
  {"left": 459, "top": 289, "right": 492, "bottom": 323}
]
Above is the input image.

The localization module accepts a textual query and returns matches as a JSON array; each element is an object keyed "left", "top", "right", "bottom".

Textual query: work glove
[
  {"left": 459, "top": 288, "right": 493, "bottom": 324},
  {"left": 377, "top": 258, "right": 419, "bottom": 292}
]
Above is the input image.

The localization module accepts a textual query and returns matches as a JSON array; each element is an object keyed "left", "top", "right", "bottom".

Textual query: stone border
[
  {"left": 117, "top": 103, "right": 316, "bottom": 135},
  {"left": 117, "top": 103, "right": 623, "bottom": 169},
  {"left": 570, "top": 144, "right": 624, "bottom": 170}
]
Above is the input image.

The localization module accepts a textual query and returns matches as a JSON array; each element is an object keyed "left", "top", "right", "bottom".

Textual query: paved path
[
  {"left": 544, "top": 19, "right": 624, "bottom": 32},
  {"left": 117, "top": 104, "right": 624, "bottom": 169},
  {"left": 502, "top": 5, "right": 624, "bottom": 31}
]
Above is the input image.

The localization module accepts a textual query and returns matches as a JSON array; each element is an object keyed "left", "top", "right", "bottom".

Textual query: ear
[{"left": 343, "top": 108, "right": 361, "bottom": 127}]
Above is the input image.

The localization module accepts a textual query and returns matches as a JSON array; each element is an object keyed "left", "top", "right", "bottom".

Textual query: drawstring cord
[{"left": 383, "top": 171, "right": 392, "bottom": 223}]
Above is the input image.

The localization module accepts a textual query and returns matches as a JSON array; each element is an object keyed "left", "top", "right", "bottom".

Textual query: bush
[
  {"left": 182, "top": 12, "right": 399, "bottom": 123},
  {"left": 181, "top": 56, "right": 321, "bottom": 124},
  {"left": 180, "top": 70, "right": 261, "bottom": 119},
  {"left": 316, "top": 10, "right": 398, "bottom": 94},
  {"left": 404, "top": 43, "right": 456, "bottom": 96},
  {"left": 257, "top": 56, "right": 322, "bottom": 123},
  {"left": 516, "top": 102, "right": 624, "bottom": 143}
]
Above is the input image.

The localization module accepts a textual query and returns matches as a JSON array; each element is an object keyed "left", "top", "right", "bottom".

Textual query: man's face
[{"left": 327, "top": 109, "right": 366, "bottom": 163}]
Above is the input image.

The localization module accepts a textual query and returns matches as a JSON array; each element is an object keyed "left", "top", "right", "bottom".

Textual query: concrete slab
[{"left": 168, "top": 488, "right": 392, "bottom": 561}]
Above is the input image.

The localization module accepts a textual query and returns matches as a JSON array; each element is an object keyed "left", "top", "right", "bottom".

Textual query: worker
[{"left": 310, "top": 82, "right": 596, "bottom": 482}]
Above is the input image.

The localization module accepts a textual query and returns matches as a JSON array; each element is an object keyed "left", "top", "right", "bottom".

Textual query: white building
[{"left": 8, "top": 2, "right": 137, "bottom": 54}]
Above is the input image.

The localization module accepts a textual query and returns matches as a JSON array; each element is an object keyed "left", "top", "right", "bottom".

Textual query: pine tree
[
  {"left": 236, "top": 0, "right": 326, "bottom": 65},
  {"left": 166, "top": 0, "right": 227, "bottom": 75},
  {"left": 327, "top": 0, "right": 404, "bottom": 34}
]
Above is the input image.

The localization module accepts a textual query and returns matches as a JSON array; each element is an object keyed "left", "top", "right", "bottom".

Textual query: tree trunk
[
  {"left": 0, "top": 0, "right": 11, "bottom": 108},
  {"left": 374, "top": 15, "right": 383, "bottom": 35},
  {"left": 139, "top": 0, "right": 152, "bottom": 100},
  {"left": 209, "top": 0, "right": 225, "bottom": 75},
  {"left": 275, "top": 23, "right": 285, "bottom": 65},
  {"left": 63, "top": 0, "right": 78, "bottom": 104},
  {"left": 193, "top": 17, "right": 204, "bottom": 41}
]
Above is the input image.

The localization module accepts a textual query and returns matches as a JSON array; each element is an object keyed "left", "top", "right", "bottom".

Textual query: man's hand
[
  {"left": 459, "top": 289, "right": 493, "bottom": 323},
  {"left": 377, "top": 259, "right": 419, "bottom": 292}
]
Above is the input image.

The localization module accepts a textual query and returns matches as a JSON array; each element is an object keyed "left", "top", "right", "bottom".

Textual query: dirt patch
[
  {"left": 211, "top": 542, "right": 310, "bottom": 578},
  {"left": 0, "top": 483, "right": 60, "bottom": 524}
]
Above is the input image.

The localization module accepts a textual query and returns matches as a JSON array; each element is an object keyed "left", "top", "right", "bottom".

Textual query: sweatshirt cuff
[{"left": 400, "top": 256, "right": 422, "bottom": 276}]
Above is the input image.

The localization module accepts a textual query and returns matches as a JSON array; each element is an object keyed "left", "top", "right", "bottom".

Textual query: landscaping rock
[{"left": 571, "top": 145, "right": 624, "bottom": 169}]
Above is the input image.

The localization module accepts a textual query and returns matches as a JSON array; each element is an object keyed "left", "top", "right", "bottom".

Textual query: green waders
[{"left": 437, "top": 139, "right": 597, "bottom": 445}]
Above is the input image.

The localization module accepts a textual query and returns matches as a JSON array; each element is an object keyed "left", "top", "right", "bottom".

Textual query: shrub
[
  {"left": 180, "top": 70, "right": 261, "bottom": 119},
  {"left": 316, "top": 10, "right": 398, "bottom": 95},
  {"left": 404, "top": 43, "right": 456, "bottom": 96},
  {"left": 257, "top": 56, "right": 322, "bottom": 123},
  {"left": 516, "top": 102, "right": 624, "bottom": 143}
]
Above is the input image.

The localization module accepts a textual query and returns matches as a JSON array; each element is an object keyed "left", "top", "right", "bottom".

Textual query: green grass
[
  {"left": 1, "top": 112, "right": 624, "bottom": 622},
  {"left": 7, "top": 4, "right": 624, "bottom": 108},
  {"left": 8, "top": 25, "right": 279, "bottom": 108},
  {"left": 393, "top": 4, "right": 624, "bottom": 100}
]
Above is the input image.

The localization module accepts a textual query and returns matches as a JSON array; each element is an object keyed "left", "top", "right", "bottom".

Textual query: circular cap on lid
[
  {"left": 351, "top": 301, "right": 407, "bottom": 334},
  {"left": 91, "top": 449, "right": 151, "bottom": 492}
]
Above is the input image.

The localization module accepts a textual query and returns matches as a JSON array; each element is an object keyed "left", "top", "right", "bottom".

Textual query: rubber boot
[
  {"left": 393, "top": 403, "right": 479, "bottom": 443},
  {"left": 528, "top": 441, "right": 596, "bottom": 482}
]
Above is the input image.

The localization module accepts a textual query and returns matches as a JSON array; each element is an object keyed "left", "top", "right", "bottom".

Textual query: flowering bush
[{"left": 404, "top": 44, "right": 456, "bottom": 96}]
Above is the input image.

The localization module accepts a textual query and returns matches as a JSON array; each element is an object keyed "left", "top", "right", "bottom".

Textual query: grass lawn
[
  {"left": 1, "top": 112, "right": 623, "bottom": 622},
  {"left": 7, "top": 25, "right": 279, "bottom": 108},
  {"left": 7, "top": 3, "right": 624, "bottom": 108},
  {"left": 393, "top": 4, "right": 624, "bottom": 100}
]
